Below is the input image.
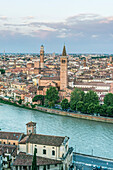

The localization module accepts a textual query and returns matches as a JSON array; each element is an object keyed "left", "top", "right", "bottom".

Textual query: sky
[{"left": 0, "top": 0, "right": 113, "bottom": 53}]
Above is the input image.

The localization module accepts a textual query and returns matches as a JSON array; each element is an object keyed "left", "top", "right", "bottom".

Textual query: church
[{"left": 37, "top": 45, "right": 73, "bottom": 101}]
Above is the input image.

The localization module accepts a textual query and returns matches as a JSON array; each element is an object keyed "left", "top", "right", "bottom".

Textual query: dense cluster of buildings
[{"left": 0, "top": 45, "right": 113, "bottom": 104}]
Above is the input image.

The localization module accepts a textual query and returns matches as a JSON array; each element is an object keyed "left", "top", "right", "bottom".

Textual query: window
[
  {"left": 43, "top": 165, "right": 46, "bottom": 170},
  {"left": 3, "top": 142, "right": 5, "bottom": 144},
  {"left": 52, "top": 150, "right": 55, "bottom": 156},
  {"left": 47, "top": 165, "right": 50, "bottom": 169},
  {"left": 8, "top": 142, "right": 10, "bottom": 145},
  {"left": 62, "top": 59, "right": 66, "bottom": 63},
  {"left": 13, "top": 143, "right": 15, "bottom": 145},
  {"left": 43, "top": 149, "right": 46, "bottom": 155},
  {"left": 55, "top": 164, "right": 57, "bottom": 167},
  {"left": 29, "top": 130, "right": 31, "bottom": 133}
]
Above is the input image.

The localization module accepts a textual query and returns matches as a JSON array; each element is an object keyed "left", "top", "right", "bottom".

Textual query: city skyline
[{"left": 0, "top": 0, "right": 113, "bottom": 53}]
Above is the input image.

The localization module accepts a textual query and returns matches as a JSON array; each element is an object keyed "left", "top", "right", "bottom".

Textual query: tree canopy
[
  {"left": 0, "top": 69, "right": 5, "bottom": 74},
  {"left": 70, "top": 88, "right": 85, "bottom": 111},
  {"left": 61, "top": 98, "right": 69, "bottom": 110},
  {"left": 84, "top": 90, "right": 99, "bottom": 105},
  {"left": 104, "top": 93, "right": 113, "bottom": 106},
  {"left": 32, "top": 95, "right": 44, "bottom": 105},
  {"left": 45, "top": 86, "right": 59, "bottom": 107}
]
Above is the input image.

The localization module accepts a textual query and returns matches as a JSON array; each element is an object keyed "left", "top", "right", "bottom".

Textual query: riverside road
[{"left": 73, "top": 153, "right": 113, "bottom": 169}]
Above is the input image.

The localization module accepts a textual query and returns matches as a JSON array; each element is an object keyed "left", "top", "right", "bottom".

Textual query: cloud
[
  {"left": 1, "top": 13, "right": 113, "bottom": 42},
  {"left": 92, "top": 34, "right": 99, "bottom": 38},
  {"left": 0, "top": 16, "right": 8, "bottom": 20},
  {"left": 22, "top": 16, "right": 35, "bottom": 20}
]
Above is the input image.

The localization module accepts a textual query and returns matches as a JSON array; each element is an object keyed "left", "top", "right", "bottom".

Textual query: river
[{"left": 0, "top": 104, "right": 113, "bottom": 159}]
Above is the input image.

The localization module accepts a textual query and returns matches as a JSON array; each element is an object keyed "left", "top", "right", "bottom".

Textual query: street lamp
[{"left": 75, "top": 145, "right": 76, "bottom": 153}]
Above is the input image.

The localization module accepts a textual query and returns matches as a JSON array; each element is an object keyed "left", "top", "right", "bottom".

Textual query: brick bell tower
[
  {"left": 26, "top": 121, "right": 36, "bottom": 135},
  {"left": 60, "top": 45, "right": 68, "bottom": 90},
  {"left": 40, "top": 45, "right": 44, "bottom": 69}
]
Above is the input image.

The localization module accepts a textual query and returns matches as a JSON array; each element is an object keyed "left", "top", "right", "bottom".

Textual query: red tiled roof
[
  {"left": 13, "top": 152, "right": 62, "bottom": 166},
  {"left": 41, "top": 77, "right": 60, "bottom": 81},
  {"left": 0, "top": 144, "right": 17, "bottom": 156},
  {"left": 27, "top": 134, "right": 65, "bottom": 146},
  {"left": 26, "top": 121, "right": 36, "bottom": 126},
  {"left": 0, "top": 132, "right": 23, "bottom": 141}
]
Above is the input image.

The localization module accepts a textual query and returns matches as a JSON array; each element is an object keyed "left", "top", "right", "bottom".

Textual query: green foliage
[
  {"left": 87, "top": 103, "right": 96, "bottom": 114},
  {"left": 0, "top": 69, "right": 5, "bottom": 74},
  {"left": 82, "top": 103, "right": 89, "bottom": 114},
  {"left": 70, "top": 88, "right": 85, "bottom": 111},
  {"left": 32, "top": 148, "right": 37, "bottom": 170},
  {"left": 32, "top": 95, "right": 44, "bottom": 105},
  {"left": 76, "top": 101, "right": 84, "bottom": 112},
  {"left": 106, "top": 106, "right": 113, "bottom": 117},
  {"left": 44, "top": 99, "right": 49, "bottom": 107},
  {"left": 104, "top": 93, "right": 113, "bottom": 106},
  {"left": 94, "top": 104, "right": 101, "bottom": 114},
  {"left": 99, "top": 104, "right": 107, "bottom": 116},
  {"left": 61, "top": 98, "right": 69, "bottom": 110},
  {"left": 18, "top": 99, "right": 22, "bottom": 105},
  {"left": 45, "top": 86, "right": 59, "bottom": 107},
  {"left": 84, "top": 90, "right": 99, "bottom": 105},
  {"left": 31, "top": 104, "right": 36, "bottom": 109}
]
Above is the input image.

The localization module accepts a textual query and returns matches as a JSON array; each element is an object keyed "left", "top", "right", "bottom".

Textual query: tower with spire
[
  {"left": 60, "top": 45, "right": 68, "bottom": 90},
  {"left": 40, "top": 45, "right": 44, "bottom": 69}
]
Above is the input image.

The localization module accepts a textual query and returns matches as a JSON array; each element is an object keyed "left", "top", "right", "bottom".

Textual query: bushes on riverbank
[{"left": 69, "top": 88, "right": 113, "bottom": 118}]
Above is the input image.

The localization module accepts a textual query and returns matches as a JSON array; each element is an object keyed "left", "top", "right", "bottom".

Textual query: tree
[
  {"left": 82, "top": 103, "right": 89, "bottom": 114},
  {"left": 84, "top": 90, "right": 99, "bottom": 105},
  {"left": 94, "top": 104, "right": 101, "bottom": 114},
  {"left": 76, "top": 101, "right": 84, "bottom": 112},
  {"left": 18, "top": 99, "right": 22, "bottom": 105},
  {"left": 31, "top": 104, "right": 36, "bottom": 109},
  {"left": 106, "top": 106, "right": 113, "bottom": 117},
  {"left": 0, "top": 69, "right": 5, "bottom": 74},
  {"left": 45, "top": 86, "right": 59, "bottom": 107},
  {"left": 70, "top": 88, "right": 85, "bottom": 111},
  {"left": 104, "top": 93, "right": 113, "bottom": 106},
  {"left": 99, "top": 104, "right": 107, "bottom": 116},
  {"left": 32, "top": 95, "right": 44, "bottom": 105},
  {"left": 32, "top": 148, "right": 37, "bottom": 170},
  {"left": 61, "top": 98, "right": 69, "bottom": 110},
  {"left": 87, "top": 103, "right": 96, "bottom": 115}
]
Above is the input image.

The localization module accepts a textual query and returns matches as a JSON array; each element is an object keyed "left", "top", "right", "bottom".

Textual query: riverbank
[{"left": 1, "top": 98, "right": 113, "bottom": 124}]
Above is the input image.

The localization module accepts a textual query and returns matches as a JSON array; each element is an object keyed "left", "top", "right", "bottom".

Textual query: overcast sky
[{"left": 0, "top": 0, "right": 113, "bottom": 53}]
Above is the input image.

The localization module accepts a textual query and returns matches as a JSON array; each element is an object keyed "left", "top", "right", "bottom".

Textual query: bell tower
[
  {"left": 60, "top": 45, "right": 68, "bottom": 90},
  {"left": 40, "top": 45, "right": 44, "bottom": 68},
  {"left": 26, "top": 121, "right": 36, "bottom": 135}
]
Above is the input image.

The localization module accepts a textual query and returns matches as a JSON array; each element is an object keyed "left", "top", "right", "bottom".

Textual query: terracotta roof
[
  {"left": 0, "top": 144, "right": 17, "bottom": 156},
  {"left": 26, "top": 121, "right": 36, "bottom": 126},
  {"left": 38, "top": 86, "right": 45, "bottom": 90},
  {"left": 41, "top": 77, "right": 60, "bottom": 81},
  {"left": 13, "top": 152, "right": 62, "bottom": 166},
  {"left": 0, "top": 132, "right": 23, "bottom": 141},
  {"left": 19, "top": 135, "right": 29, "bottom": 144},
  {"left": 27, "top": 134, "right": 65, "bottom": 146}
]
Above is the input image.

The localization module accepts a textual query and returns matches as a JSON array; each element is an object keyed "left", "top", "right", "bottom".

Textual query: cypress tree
[{"left": 32, "top": 148, "right": 37, "bottom": 170}]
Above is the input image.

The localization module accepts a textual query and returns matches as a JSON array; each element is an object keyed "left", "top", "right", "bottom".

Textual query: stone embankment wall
[{"left": 36, "top": 106, "right": 113, "bottom": 124}]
